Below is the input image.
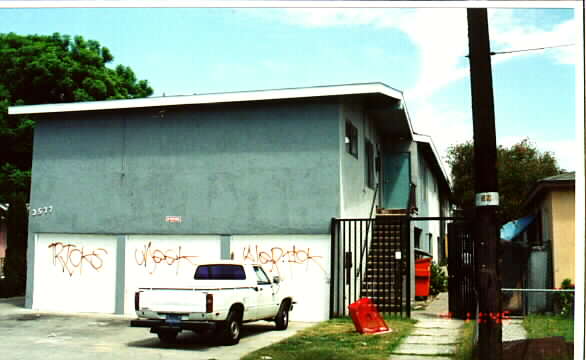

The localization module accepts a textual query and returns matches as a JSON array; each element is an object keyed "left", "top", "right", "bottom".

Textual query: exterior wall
[
  {"left": 339, "top": 101, "right": 381, "bottom": 218},
  {"left": 28, "top": 100, "right": 341, "bottom": 236},
  {"left": 414, "top": 150, "right": 442, "bottom": 259},
  {"left": 0, "top": 221, "right": 6, "bottom": 258},
  {"left": 551, "top": 189, "right": 575, "bottom": 286},
  {"left": 25, "top": 99, "right": 342, "bottom": 311},
  {"left": 540, "top": 193, "right": 554, "bottom": 245}
]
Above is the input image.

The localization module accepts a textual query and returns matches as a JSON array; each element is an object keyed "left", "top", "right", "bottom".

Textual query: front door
[{"left": 382, "top": 152, "right": 411, "bottom": 209}]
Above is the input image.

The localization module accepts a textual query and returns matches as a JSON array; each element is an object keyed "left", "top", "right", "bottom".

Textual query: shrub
[
  {"left": 430, "top": 263, "right": 448, "bottom": 296},
  {"left": 556, "top": 278, "right": 574, "bottom": 318}
]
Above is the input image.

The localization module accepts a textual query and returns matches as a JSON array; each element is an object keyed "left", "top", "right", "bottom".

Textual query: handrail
[{"left": 356, "top": 182, "right": 379, "bottom": 277}]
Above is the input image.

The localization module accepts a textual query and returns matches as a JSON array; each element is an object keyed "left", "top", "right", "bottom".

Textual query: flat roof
[{"left": 8, "top": 82, "right": 404, "bottom": 115}]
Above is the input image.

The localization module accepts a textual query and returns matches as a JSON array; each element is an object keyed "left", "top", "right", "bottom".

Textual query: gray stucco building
[{"left": 10, "top": 82, "right": 451, "bottom": 321}]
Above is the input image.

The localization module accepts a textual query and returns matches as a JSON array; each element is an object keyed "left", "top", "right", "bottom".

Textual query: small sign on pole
[{"left": 165, "top": 216, "right": 182, "bottom": 223}]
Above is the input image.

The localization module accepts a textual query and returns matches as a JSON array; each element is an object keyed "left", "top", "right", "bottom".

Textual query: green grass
[
  {"left": 453, "top": 320, "right": 477, "bottom": 360},
  {"left": 241, "top": 317, "right": 415, "bottom": 360},
  {"left": 523, "top": 314, "right": 574, "bottom": 342}
]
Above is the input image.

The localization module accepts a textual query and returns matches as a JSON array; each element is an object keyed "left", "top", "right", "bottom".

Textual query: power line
[
  {"left": 490, "top": 43, "right": 575, "bottom": 56},
  {"left": 465, "top": 43, "right": 575, "bottom": 57}
]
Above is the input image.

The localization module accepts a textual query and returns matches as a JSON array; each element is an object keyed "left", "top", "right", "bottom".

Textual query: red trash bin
[
  {"left": 348, "top": 298, "right": 392, "bottom": 335},
  {"left": 415, "top": 257, "right": 432, "bottom": 297}
]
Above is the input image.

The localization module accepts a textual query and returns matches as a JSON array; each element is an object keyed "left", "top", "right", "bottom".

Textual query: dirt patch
[{"left": 503, "top": 336, "right": 573, "bottom": 360}]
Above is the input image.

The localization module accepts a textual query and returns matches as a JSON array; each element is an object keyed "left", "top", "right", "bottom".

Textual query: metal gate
[
  {"left": 447, "top": 221, "right": 477, "bottom": 319},
  {"left": 330, "top": 217, "right": 410, "bottom": 318}
]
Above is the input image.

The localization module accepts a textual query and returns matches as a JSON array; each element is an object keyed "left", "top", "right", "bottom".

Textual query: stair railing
[{"left": 356, "top": 182, "right": 379, "bottom": 278}]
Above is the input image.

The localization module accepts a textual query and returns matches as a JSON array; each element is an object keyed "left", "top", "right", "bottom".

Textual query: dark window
[
  {"left": 253, "top": 266, "right": 271, "bottom": 285},
  {"left": 194, "top": 265, "right": 246, "bottom": 280},
  {"left": 414, "top": 227, "right": 422, "bottom": 249},
  {"left": 345, "top": 121, "right": 358, "bottom": 158},
  {"left": 365, "top": 140, "right": 375, "bottom": 188}
]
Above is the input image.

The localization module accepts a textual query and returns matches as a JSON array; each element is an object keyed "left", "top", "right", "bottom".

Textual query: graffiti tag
[
  {"left": 241, "top": 245, "right": 326, "bottom": 276},
  {"left": 48, "top": 242, "right": 108, "bottom": 277},
  {"left": 134, "top": 241, "right": 199, "bottom": 275}
]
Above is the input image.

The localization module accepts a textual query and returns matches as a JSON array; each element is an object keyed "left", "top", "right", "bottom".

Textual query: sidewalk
[
  {"left": 390, "top": 292, "right": 464, "bottom": 359},
  {"left": 390, "top": 293, "right": 528, "bottom": 359}
]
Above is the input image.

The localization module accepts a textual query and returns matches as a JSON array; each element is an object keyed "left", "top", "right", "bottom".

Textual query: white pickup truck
[{"left": 130, "top": 261, "right": 294, "bottom": 345}]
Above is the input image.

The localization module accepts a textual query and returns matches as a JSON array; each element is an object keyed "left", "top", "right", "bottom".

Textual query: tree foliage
[
  {"left": 0, "top": 32, "right": 153, "bottom": 296},
  {"left": 447, "top": 139, "right": 561, "bottom": 225},
  {"left": 0, "top": 32, "right": 153, "bottom": 202}
]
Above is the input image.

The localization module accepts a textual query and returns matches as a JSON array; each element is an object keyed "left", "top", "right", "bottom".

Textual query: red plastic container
[
  {"left": 348, "top": 298, "right": 391, "bottom": 335},
  {"left": 415, "top": 257, "right": 432, "bottom": 297}
]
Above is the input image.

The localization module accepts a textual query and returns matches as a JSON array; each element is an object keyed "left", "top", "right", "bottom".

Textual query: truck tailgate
[{"left": 139, "top": 289, "right": 207, "bottom": 313}]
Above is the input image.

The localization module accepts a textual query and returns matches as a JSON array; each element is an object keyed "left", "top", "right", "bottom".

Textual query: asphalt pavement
[{"left": 0, "top": 297, "right": 314, "bottom": 360}]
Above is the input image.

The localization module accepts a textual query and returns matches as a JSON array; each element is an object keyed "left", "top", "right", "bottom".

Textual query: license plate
[{"left": 165, "top": 314, "right": 181, "bottom": 324}]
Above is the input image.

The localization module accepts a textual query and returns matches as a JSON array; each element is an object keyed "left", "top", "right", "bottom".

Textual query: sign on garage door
[
  {"left": 231, "top": 235, "right": 331, "bottom": 322},
  {"left": 33, "top": 233, "right": 117, "bottom": 313}
]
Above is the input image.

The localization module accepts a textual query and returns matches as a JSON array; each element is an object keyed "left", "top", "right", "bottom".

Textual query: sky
[{"left": 0, "top": 4, "right": 580, "bottom": 174}]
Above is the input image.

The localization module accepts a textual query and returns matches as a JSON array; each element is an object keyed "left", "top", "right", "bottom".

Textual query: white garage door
[
  {"left": 33, "top": 234, "right": 117, "bottom": 313},
  {"left": 124, "top": 235, "right": 221, "bottom": 314},
  {"left": 231, "top": 235, "right": 331, "bottom": 322}
]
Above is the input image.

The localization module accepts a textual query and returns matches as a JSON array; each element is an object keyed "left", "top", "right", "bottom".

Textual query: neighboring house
[
  {"left": 500, "top": 172, "right": 575, "bottom": 314},
  {"left": 9, "top": 82, "right": 450, "bottom": 321},
  {"left": 525, "top": 172, "right": 576, "bottom": 288},
  {"left": 0, "top": 204, "right": 7, "bottom": 278}
]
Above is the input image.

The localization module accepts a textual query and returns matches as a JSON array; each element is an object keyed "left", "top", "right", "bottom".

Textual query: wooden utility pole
[{"left": 466, "top": 8, "right": 502, "bottom": 360}]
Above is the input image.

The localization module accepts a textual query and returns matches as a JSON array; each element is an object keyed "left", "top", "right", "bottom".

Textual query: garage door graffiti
[
  {"left": 239, "top": 244, "right": 326, "bottom": 277},
  {"left": 134, "top": 241, "right": 199, "bottom": 275},
  {"left": 48, "top": 242, "right": 108, "bottom": 277}
]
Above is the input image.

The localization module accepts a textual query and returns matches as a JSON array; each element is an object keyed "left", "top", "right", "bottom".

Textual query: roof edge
[
  {"left": 413, "top": 133, "right": 451, "bottom": 194},
  {"left": 8, "top": 82, "right": 404, "bottom": 116}
]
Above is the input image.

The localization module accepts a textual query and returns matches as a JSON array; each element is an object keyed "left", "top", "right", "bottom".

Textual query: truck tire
[
  {"left": 275, "top": 302, "right": 289, "bottom": 330},
  {"left": 221, "top": 310, "right": 242, "bottom": 345},
  {"left": 157, "top": 329, "right": 178, "bottom": 344}
]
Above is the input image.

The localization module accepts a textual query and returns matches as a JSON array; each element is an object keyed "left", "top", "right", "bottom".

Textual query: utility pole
[{"left": 466, "top": 8, "right": 502, "bottom": 360}]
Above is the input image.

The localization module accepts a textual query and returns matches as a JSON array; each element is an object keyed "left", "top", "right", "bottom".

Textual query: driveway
[{"left": 0, "top": 297, "right": 314, "bottom": 360}]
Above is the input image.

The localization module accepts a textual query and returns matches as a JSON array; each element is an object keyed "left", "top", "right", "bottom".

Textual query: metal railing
[{"left": 357, "top": 183, "right": 378, "bottom": 278}]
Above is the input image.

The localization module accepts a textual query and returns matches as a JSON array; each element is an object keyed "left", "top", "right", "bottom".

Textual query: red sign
[{"left": 165, "top": 216, "right": 182, "bottom": 223}]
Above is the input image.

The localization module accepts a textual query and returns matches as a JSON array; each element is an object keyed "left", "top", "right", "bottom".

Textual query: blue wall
[
  {"left": 381, "top": 152, "right": 410, "bottom": 209},
  {"left": 28, "top": 100, "right": 341, "bottom": 235}
]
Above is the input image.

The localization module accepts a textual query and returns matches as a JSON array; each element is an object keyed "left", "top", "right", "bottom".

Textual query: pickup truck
[{"left": 130, "top": 261, "right": 294, "bottom": 345}]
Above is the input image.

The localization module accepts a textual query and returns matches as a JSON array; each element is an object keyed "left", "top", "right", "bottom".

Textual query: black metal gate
[
  {"left": 330, "top": 217, "right": 410, "bottom": 318},
  {"left": 447, "top": 221, "right": 477, "bottom": 319}
]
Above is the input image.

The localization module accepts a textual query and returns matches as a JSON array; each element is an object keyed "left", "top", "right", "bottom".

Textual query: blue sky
[{"left": 0, "top": 5, "right": 579, "bottom": 172}]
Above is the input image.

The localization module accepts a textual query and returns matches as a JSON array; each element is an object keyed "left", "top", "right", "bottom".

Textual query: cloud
[
  {"left": 495, "top": 135, "right": 576, "bottom": 172},
  {"left": 239, "top": 8, "right": 577, "bottom": 172},
  {"left": 488, "top": 9, "right": 577, "bottom": 66}
]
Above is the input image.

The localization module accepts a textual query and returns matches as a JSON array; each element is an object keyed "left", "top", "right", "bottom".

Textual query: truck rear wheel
[
  {"left": 275, "top": 302, "right": 289, "bottom": 330},
  {"left": 157, "top": 329, "right": 178, "bottom": 344},
  {"left": 221, "top": 310, "right": 242, "bottom": 345}
]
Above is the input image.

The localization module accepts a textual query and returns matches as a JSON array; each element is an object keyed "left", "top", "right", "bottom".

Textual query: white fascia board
[
  {"left": 413, "top": 134, "right": 451, "bottom": 191},
  {"left": 8, "top": 82, "right": 404, "bottom": 116}
]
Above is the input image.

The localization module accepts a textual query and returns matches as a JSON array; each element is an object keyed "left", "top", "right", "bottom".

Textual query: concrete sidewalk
[
  {"left": 390, "top": 292, "right": 464, "bottom": 360},
  {"left": 390, "top": 292, "right": 528, "bottom": 359}
]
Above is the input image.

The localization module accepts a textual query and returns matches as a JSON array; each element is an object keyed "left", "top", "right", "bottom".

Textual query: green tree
[
  {"left": 446, "top": 139, "right": 561, "bottom": 225},
  {"left": 0, "top": 32, "right": 153, "bottom": 296}
]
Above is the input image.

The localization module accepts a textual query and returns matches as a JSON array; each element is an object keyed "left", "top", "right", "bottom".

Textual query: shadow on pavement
[{"left": 127, "top": 322, "right": 277, "bottom": 350}]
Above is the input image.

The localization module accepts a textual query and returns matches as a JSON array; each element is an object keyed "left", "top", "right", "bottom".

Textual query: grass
[
  {"left": 241, "top": 316, "right": 416, "bottom": 360},
  {"left": 453, "top": 320, "right": 477, "bottom": 360},
  {"left": 522, "top": 314, "right": 574, "bottom": 342}
]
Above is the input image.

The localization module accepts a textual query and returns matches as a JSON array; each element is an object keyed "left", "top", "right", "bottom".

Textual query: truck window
[
  {"left": 194, "top": 265, "right": 246, "bottom": 280},
  {"left": 253, "top": 266, "right": 271, "bottom": 285}
]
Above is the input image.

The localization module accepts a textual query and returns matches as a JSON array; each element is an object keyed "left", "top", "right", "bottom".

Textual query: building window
[
  {"left": 345, "top": 121, "right": 358, "bottom": 158},
  {"left": 414, "top": 227, "right": 422, "bottom": 249},
  {"left": 365, "top": 140, "right": 375, "bottom": 188}
]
